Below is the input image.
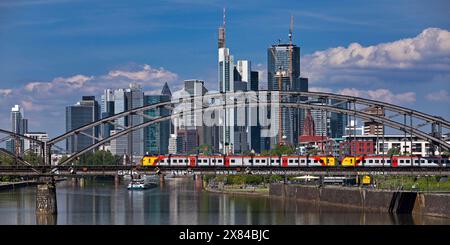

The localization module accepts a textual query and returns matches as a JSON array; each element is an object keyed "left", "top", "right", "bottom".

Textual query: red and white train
[{"left": 142, "top": 155, "right": 450, "bottom": 167}]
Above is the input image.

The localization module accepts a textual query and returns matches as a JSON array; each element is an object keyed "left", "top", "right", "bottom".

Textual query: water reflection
[{"left": 0, "top": 178, "right": 449, "bottom": 225}]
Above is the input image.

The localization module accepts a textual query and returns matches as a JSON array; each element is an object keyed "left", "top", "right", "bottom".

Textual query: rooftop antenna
[
  {"left": 223, "top": 7, "right": 226, "bottom": 47},
  {"left": 289, "top": 14, "right": 293, "bottom": 44},
  {"left": 288, "top": 14, "right": 293, "bottom": 89}
]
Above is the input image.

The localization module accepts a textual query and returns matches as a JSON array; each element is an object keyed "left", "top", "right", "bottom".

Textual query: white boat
[{"left": 127, "top": 178, "right": 157, "bottom": 190}]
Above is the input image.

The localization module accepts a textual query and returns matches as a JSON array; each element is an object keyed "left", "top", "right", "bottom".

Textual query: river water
[{"left": 0, "top": 178, "right": 449, "bottom": 225}]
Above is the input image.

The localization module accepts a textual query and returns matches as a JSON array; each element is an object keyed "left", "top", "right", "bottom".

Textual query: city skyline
[{"left": 0, "top": 0, "right": 450, "bottom": 138}]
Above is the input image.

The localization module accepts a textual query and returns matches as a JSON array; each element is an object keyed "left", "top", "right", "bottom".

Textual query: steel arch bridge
[{"left": 1, "top": 91, "right": 449, "bottom": 174}]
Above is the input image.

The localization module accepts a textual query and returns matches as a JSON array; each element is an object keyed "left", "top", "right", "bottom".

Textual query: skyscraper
[
  {"left": 143, "top": 83, "right": 172, "bottom": 155},
  {"left": 100, "top": 89, "right": 115, "bottom": 139},
  {"left": 217, "top": 9, "right": 236, "bottom": 154},
  {"left": 109, "top": 84, "right": 145, "bottom": 158},
  {"left": 7, "top": 105, "right": 28, "bottom": 154},
  {"left": 265, "top": 16, "right": 310, "bottom": 149},
  {"left": 65, "top": 96, "right": 100, "bottom": 153},
  {"left": 267, "top": 39, "right": 307, "bottom": 148}
]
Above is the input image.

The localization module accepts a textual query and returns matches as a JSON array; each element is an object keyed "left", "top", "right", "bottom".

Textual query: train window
[
  {"left": 369, "top": 160, "right": 373, "bottom": 163},
  {"left": 275, "top": 159, "right": 279, "bottom": 163},
  {"left": 271, "top": 159, "right": 274, "bottom": 163},
  {"left": 434, "top": 160, "right": 438, "bottom": 164},
  {"left": 249, "top": 159, "right": 253, "bottom": 163},
  {"left": 185, "top": 159, "right": 189, "bottom": 163},
  {"left": 301, "top": 159, "right": 305, "bottom": 163},
  {"left": 421, "top": 160, "right": 425, "bottom": 163},
  {"left": 387, "top": 160, "right": 391, "bottom": 163},
  {"left": 314, "top": 160, "right": 318, "bottom": 163},
  {"left": 400, "top": 160, "right": 404, "bottom": 163},
  {"left": 414, "top": 160, "right": 419, "bottom": 164},
  {"left": 294, "top": 159, "right": 298, "bottom": 163},
  {"left": 374, "top": 160, "right": 379, "bottom": 163},
  {"left": 218, "top": 159, "right": 222, "bottom": 163},
  {"left": 289, "top": 159, "right": 293, "bottom": 163},
  {"left": 405, "top": 160, "right": 410, "bottom": 164},
  {"left": 231, "top": 159, "right": 235, "bottom": 163},
  {"left": 211, "top": 159, "right": 215, "bottom": 163},
  {"left": 262, "top": 159, "right": 266, "bottom": 163},
  {"left": 256, "top": 159, "right": 260, "bottom": 163}
]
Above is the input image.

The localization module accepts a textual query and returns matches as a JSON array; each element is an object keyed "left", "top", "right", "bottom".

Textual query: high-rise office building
[
  {"left": 108, "top": 84, "right": 145, "bottom": 158},
  {"left": 266, "top": 22, "right": 309, "bottom": 149},
  {"left": 217, "top": 10, "right": 236, "bottom": 154},
  {"left": 143, "top": 83, "right": 172, "bottom": 155},
  {"left": 65, "top": 96, "right": 100, "bottom": 153},
  {"left": 100, "top": 89, "right": 115, "bottom": 139},
  {"left": 363, "top": 106, "right": 385, "bottom": 135},
  {"left": 7, "top": 105, "right": 28, "bottom": 154},
  {"left": 305, "top": 99, "right": 348, "bottom": 139},
  {"left": 24, "top": 132, "right": 49, "bottom": 156}
]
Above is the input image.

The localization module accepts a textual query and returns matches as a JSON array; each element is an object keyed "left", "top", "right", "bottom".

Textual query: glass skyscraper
[
  {"left": 143, "top": 86, "right": 171, "bottom": 155},
  {"left": 65, "top": 96, "right": 100, "bottom": 153},
  {"left": 267, "top": 43, "right": 308, "bottom": 148}
]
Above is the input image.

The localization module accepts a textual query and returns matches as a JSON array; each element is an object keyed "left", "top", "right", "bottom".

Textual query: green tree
[
  {"left": 23, "top": 152, "right": 43, "bottom": 165},
  {"left": 387, "top": 147, "right": 401, "bottom": 156},
  {"left": 0, "top": 154, "right": 14, "bottom": 165},
  {"left": 260, "top": 145, "right": 295, "bottom": 156},
  {"left": 76, "top": 150, "right": 120, "bottom": 166}
]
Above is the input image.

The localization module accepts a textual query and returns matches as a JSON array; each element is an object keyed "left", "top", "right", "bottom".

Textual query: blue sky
[{"left": 0, "top": 0, "right": 449, "bottom": 137}]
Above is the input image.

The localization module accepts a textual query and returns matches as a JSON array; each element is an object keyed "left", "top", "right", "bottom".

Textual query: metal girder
[
  {"left": 414, "top": 121, "right": 431, "bottom": 129},
  {"left": 0, "top": 148, "right": 40, "bottom": 173},
  {"left": 78, "top": 131, "right": 102, "bottom": 142},
  {"left": 47, "top": 91, "right": 450, "bottom": 147},
  {"left": 106, "top": 121, "right": 128, "bottom": 130},
  {"left": 57, "top": 101, "right": 450, "bottom": 167},
  {"left": 135, "top": 111, "right": 160, "bottom": 121},
  {"left": 0, "top": 128, "right": 45, "bottom": 144}
]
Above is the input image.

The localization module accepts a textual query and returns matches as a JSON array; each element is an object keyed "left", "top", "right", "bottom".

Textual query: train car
[
  {"left": 209, "top": 156, "right": 225, "bottom": 166},
  {"left": 361, "top": 156, "right": 391, "bottom": 167},
  {"left": 227, "top": 156, "right": 244, "bottom": 167},
  {"left": 142, "top": 156, "right": 159, "bottom": 166},
  {"left": 268, "top": 157, "right": 281, "bottom": 166},
  {"left": 242, "top": 156, "right": 270, "bottom": 166},
  {"left": 341, "top": 156, "right": 364, "bottom": 167}
]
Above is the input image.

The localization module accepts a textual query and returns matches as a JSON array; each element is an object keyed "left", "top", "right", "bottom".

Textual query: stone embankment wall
[{"left": 270, "top": 184, "right": 450, "bottom": 218}]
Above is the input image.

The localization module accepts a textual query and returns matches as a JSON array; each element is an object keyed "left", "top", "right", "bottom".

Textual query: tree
[
  {"left": 23, "top": 152, "right": 43, "bottom": 165},
  {"left": 0, "top": 154, "right": 13, "bottom": 165},
  {"left": 76, "top": 150, "right": 120, "bottom": 166},
  {"left": 260, "top": 145, "right": 295, "bottom": 156},
  {"left": 197, "top": 144, "right": 212, "bottom": 155},
  {"left": 387, "top": 147, "right": 401, "bottom": 156}
]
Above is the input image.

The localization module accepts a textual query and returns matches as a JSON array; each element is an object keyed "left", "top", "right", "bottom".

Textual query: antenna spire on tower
[
  {"left": 223, "top": 7, "right": 226, "bottom": 29},
  {"left": 289, "top": 14, "right": 293, "bottom": 44}
]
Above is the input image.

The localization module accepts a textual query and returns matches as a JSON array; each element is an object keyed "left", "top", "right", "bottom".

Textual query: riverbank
[
  {"left": 270, "top": 183, "right": 450, "bottom": 218},
  {"left": 0, "top": 180, "right": 38, "bottom": 190},
  {"left": 204, "top": 185, "right": 269, "bottom": 196}
]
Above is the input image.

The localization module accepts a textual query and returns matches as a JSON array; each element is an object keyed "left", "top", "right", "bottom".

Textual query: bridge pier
[
  {"left": 36, "top": 177, "right": 57, "bottom": 215},
  {"left": 114, "top": 174, "right": 120, "bottom": 186}
]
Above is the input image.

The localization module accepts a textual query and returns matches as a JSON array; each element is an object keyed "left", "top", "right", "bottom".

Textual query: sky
[{"left": 0, "top": 0, "right": 449, "bottom": 138}]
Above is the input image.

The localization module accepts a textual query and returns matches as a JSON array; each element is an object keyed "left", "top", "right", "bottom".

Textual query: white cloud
[
  {"left": 338, "top": 88, "right": 416, "bottom": 104},
  {"left": 0, "top": 64, "right": 179, "bottom": 136},
  {"left": 425, "top": 90, "right": 450, "bottom": 102},
  {"left": 302, "top": 28, "right": 450, "bottom": 84},
  {"left": 0, "top": 89, "right": 12, "bottom": 97},
  {"left": 106, "top": 64, "right": 178, "bottom": 85}
]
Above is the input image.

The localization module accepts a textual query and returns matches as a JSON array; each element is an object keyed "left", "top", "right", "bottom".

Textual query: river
[{"left": 0, "top": 177, "right": 449, "bottom": 225}]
